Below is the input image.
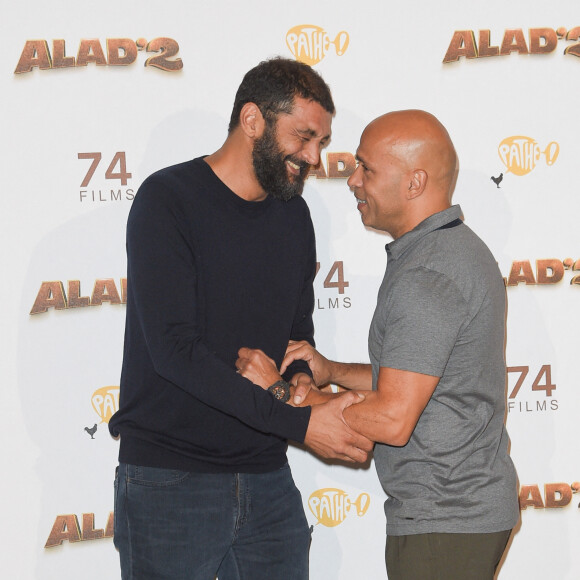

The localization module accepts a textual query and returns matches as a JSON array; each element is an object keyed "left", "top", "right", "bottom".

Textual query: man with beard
[{"left": 109, "top": 58, "right": 372, "bottom": 580}]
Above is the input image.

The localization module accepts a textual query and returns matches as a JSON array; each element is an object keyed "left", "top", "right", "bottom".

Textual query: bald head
[
  {"left": 349, "top": 110, "right": 458, "bottom": 238},
  {"left": 364, "top": 109, "right": 457, "bottom": 199}
]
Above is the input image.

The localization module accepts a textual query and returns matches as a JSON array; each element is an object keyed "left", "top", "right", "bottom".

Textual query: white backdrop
[{"left": 2, "top": 1, "right": 579, "bottom": 578}]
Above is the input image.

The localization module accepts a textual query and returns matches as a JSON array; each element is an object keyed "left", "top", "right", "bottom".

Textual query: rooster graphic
[
  {"left": 490, "top": 173, "right": 503, "bottom": 188},
  {"left": 84, "top": 424, "right": 98, "bottom": 439}
]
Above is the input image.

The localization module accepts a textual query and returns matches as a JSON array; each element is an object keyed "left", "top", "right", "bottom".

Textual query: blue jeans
[{"left": 114, "top": 462, "right": 310, "bottom": 580}]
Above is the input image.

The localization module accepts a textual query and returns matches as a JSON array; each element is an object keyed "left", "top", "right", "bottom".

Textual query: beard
[{"left": 252, "top": 122, "right": 310, "bottom": 201}]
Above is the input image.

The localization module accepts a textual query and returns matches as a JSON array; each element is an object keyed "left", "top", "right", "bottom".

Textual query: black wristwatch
[{"left": 267, "top": 379, "right": 291, "bottom": 403}]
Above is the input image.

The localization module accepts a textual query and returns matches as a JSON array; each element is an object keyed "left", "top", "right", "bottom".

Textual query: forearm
[
  {"left": 340, "top": 391, "right": 409, "bottom": 446},
  {"left": 327, "top": 362, "right": 373, "bottom": 391}
]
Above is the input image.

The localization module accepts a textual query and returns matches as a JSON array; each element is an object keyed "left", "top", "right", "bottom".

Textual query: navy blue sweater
[{"left": 109, "top": 157, "right": 314, "bottom": 473}]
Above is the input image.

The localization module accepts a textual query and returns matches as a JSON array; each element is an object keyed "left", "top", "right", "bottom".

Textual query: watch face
[{"left": 269, "top": 381, "right": 290, "bottom": 402}]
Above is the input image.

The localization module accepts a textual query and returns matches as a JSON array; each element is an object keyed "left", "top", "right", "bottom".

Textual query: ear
[
  {"left": 239, "top": 102, "right": 266, "bottom": 139},
  {"left": 407, "top": 169, "right": 427, "bottom": 199}
]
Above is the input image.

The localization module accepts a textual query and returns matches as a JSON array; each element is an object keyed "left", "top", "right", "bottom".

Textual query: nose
[
  {"left": 347, "top": 164, "right": 362, "bottom": 190},
  {"left": 301, "top": 141, "right": 320, "bottom": 166}
]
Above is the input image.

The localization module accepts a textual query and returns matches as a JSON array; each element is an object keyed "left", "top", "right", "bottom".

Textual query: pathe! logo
[
  {"left": 286, "top": 25, "right": 349, "bottom": 65},
  {"left": 498, "top": 136, "right": 559, "bottom": 176},
  {"left": 92, "top": 386, "right": 120, "bottom": 425},
  {"left": 83, "top": 385, "right": 119, "bottom": 439},
  {"left": 308, "top": 488, "right": 370, "bottom": 528}
]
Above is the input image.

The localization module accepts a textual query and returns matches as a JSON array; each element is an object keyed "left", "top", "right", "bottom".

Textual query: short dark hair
[{"left": 228, "top": 57, "right": 335, "bottom": 132}]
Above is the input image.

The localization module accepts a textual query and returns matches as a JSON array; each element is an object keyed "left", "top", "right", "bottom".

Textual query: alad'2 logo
[
  {"left": 520, "top": 482, "right": 580, "bottom": 510},
  {"left": 14, "top": 38, "right": 182, "bottom": 74},
  {"left": 286, "top": 25, "right": 349, "bottom": 65},
  {"left": 498, "top": 136, "right": 559, "bottom": 176},
  {"left": 443, "top": 27, "right": 580, "bottom": 63},
  {"left": 308, "top": 488, "right": 370, "bottom": 527}
]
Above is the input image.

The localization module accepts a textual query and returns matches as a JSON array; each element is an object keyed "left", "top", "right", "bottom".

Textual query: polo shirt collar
[{"left": 385, "top": 205, "right": 463, "bottom": 259}]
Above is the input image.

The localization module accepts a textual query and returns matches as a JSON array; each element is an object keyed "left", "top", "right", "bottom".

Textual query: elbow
[
  {"left": 148, "top": 335, "right": 199, "bottom": 382},
  {"left": 376, "top": 419, "right": 414, "bottom": 447},
  {"left": 388, "top": 428, "right": 412, "bottom": 447}
]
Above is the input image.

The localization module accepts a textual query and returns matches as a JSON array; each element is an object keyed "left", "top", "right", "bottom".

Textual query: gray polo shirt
[{"left": 370, "top": 205, "right": 519, "bottom": 536}]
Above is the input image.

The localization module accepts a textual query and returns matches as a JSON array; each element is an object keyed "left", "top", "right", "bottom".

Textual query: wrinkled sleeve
[{"left": 283, "top": 213, "right": 316, "bottom": 383}]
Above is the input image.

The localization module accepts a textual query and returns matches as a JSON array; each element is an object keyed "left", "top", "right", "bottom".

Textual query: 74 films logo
[
  {"left": 286, "top": 25, "right": 349, "bottom": 65},
  {"left": 315, "top": 261, "right": 351, "bottom": 311},
  {"left": 78, "top": 151, "right": 134, "bottom": 203},
  {"left": 15, "top": 37, "right": 182, "bottom": 74},
  {"left": 507, "top": 364, "right": 558, "bottom": 414}
]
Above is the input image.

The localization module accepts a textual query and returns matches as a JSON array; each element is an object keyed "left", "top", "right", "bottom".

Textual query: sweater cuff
[{"left": 271, "top": 402, "right": 311, "bottom": 444}]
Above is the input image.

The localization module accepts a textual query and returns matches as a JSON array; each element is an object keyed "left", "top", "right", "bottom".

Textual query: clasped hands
[{"left": 235, "top": 341, "right": 373, "bottom": 463}]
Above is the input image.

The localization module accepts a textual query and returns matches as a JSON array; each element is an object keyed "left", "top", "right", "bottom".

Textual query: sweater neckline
[{"left": 195, "top": 156, "right": 274, "bottom": 212}]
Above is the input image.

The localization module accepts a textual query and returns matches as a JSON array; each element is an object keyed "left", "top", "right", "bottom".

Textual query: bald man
[{"left": 236, "top": 110, "right": 519, "bottom": 579}]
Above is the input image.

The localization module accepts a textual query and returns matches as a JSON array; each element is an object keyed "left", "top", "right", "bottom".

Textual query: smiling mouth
[
  {"left": 286, "top": 159, "right": 302, "bottom": 176},
  {"left": 355, "top": 196, "right": 367, "bottom": 205}
]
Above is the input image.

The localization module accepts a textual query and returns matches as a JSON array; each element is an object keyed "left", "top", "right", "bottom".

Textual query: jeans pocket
[{"left": 126, "top": 464, "right": 192, "bottom": 488}]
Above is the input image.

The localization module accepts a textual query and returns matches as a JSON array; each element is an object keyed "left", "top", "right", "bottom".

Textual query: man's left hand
[{"left": 236, "top": 347, "right": 281, "bottom": 389}]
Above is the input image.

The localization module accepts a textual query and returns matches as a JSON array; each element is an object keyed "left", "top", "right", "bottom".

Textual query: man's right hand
[
  {"left": 281, "top": 340, "right": 333, "bottom": 387},
  {"left": 304, "top": 391, "right": 373, "bottom": 463}
]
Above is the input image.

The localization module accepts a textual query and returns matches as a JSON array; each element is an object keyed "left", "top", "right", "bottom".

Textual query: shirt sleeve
[
  {"left": 126, "top": 178, "right": 311, "bottom": 443},
  {"left": 379, "top": 267, "right": 468, "bottom": 377},
  {"left": 283, "top": 212, "right": 316, "bottom": 382}
]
